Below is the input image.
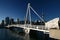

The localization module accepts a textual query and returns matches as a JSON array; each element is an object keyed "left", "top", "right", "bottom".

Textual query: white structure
[
  {"left": 24, "top": 3, "right": 45, "bottom": 33},
  {"left": 7, "top": 3, "right": 59, "bottom": 34},
  {"left": 45, "top": 17, "right": 59, "bottom": 30}
]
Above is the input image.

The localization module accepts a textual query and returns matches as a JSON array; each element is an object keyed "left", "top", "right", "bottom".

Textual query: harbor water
[{"left": 0, "top": 27, "right": 53, "bottom": 40}]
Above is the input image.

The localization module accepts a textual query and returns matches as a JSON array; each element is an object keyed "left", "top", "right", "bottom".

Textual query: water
[{"left": 0, "top": 28, "right": 40, "bottom": 40}]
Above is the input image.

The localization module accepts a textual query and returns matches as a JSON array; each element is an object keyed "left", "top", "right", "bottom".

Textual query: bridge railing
[{"left": 7, "top": 24, "right": 45, "bottom": 30}]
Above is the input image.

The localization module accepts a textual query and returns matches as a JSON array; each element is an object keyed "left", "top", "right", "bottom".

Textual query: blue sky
[{"left": 0, "top": 0, "right": 60, "bottom": 23}]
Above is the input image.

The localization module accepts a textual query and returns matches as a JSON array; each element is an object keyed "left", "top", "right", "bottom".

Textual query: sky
[{"left": 0, "top": 0, "right": 60, "bottom": 23}]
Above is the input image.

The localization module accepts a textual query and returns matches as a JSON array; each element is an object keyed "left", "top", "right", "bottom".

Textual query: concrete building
[{"left": 45, "top": 17, "right": 59, "bottom": 29}]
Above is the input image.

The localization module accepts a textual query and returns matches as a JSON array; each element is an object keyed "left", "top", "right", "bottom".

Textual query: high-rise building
[
  {"left": 5, "top": 17, "right": 10, "bottom": 25},
  {"left": 1, "top": 20, "right": 5, "bottom": 26},
  {"left": 9, "top": 18, "right": 14, "bottom": 25},
  {"left": 16, "top": 18, "right": 20, "bottom": 24}
]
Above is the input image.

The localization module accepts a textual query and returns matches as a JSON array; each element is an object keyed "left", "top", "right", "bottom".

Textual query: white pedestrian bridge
[
  {"left": 6, "top": 17, "right": 59, "bottom": 34},
  {"left": 6, "top": 3, "right": 59, "bottom": 35},
  {"left": 6, "top": 24, "right": 49, "bottom": 34}
]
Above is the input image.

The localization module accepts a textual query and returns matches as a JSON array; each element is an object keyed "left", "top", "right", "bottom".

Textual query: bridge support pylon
[{"left": 24, "top": 28, "right": 30, "bottom": 34}]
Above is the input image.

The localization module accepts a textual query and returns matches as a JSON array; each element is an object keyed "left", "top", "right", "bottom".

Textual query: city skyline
[
  {"left": 0, "top": 16, "right": 45, "bottom": 26},
  {"left": 0, "top": 0, "right": 60, "bottom": 23}
]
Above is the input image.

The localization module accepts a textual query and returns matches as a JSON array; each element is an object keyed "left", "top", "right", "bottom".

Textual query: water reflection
[{"left": 0, "top": 29, "right": 38, "bottom": 40}]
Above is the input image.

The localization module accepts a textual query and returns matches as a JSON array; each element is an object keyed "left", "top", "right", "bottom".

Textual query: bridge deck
[{"left": 6, "top": 24, "right": 49, "bottom": 34}]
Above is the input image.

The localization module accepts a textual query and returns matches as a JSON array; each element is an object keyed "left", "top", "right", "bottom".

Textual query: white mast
[
  {"left": 28, "top": 3, "right": 32, "bottom": 26},
  {"left": 25, "top": 3, "right": 45, "bottom": 28},
  {"left": 25, "top": 3, "right": 32, "bottom": 27}
]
